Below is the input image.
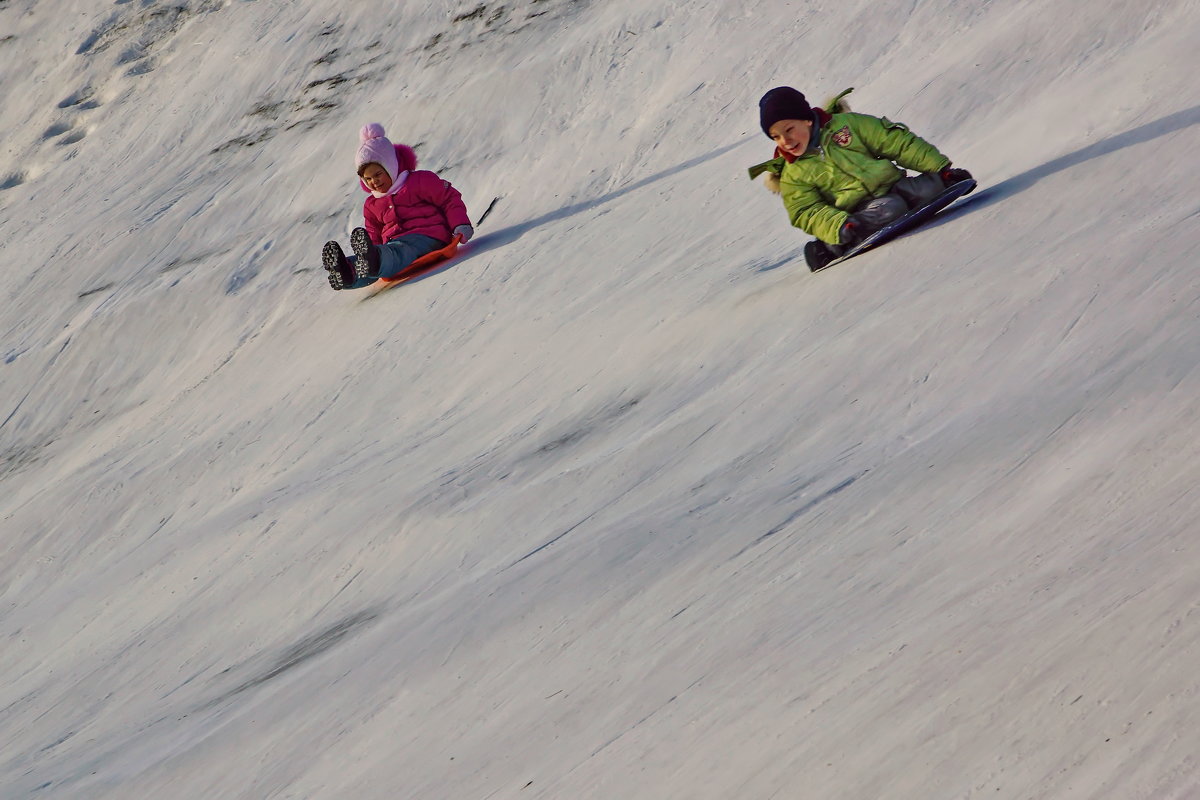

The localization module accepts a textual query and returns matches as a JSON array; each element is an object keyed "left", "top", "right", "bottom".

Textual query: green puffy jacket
[{"left": 748, "top": 100, "right": 951, "bottom": 244}]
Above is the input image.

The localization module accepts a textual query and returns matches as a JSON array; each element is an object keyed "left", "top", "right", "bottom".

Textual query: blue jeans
[{"left": 347, "top": 234, "right": 445, "bottom": 289}]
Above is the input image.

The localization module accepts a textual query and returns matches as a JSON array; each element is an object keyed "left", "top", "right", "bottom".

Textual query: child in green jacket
[{"left": 748, "top": 87, "right": 973, "bottom": 270}]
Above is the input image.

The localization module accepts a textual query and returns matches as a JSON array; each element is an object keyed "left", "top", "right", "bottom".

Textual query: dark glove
[
  {"left": 839, "top": 215, "right": 862, "bottom": 246},
  {"left": 940, "top": 165, "right": 973, "bottom": 187}
]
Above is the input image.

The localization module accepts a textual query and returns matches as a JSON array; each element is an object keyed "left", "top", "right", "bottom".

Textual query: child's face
[
  {"left": 359, "top": 163, "right": 393, "bottom": 193},
  {"left": 768, "top": 119, "right": 813, "bottom": 158}
]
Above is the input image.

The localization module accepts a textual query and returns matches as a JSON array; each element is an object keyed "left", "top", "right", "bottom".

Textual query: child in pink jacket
[{"left": 322, "top": 123, "right": 473, "bottom": 290}]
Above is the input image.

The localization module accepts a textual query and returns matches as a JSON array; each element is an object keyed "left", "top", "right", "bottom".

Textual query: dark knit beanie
[{"left": 759, "top": 86, "right": 813, "bottom": 136}]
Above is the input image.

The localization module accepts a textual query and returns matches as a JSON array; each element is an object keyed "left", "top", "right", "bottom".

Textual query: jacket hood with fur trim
[{"left": 360, "top": 143, "right": 419, "bottom": 193}]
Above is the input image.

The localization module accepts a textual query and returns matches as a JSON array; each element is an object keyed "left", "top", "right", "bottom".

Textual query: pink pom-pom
[{"left": 360, "top": 122, "right": 386, "bottom": 142}]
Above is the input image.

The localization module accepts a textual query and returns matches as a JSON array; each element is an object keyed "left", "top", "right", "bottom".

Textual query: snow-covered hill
[{"left": 2, "top": 0, "right": 1199, "bottom": 796}]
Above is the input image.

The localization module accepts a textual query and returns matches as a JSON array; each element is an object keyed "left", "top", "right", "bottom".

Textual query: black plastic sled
[{"left": 812, "top": 179, "right": 977, "bottom": 272}]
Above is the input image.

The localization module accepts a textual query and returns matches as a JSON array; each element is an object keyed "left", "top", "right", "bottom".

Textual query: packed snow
[{"left": 2, "top": 0, "right": 1199, "bottom": 797}]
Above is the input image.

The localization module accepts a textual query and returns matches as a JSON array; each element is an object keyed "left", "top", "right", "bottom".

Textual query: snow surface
[{"left": 2, "top": 0, "right": 1200, "bottom": 797}]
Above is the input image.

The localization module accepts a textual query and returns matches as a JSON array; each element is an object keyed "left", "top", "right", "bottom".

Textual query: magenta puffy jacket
[{"left": 360, "top": 144, "right": 471, "bottom": 245}]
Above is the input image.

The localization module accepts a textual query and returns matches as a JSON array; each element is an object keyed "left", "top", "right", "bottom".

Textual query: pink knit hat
[{"left": 356, "top": 123, "right": 400, "bottom": 181}]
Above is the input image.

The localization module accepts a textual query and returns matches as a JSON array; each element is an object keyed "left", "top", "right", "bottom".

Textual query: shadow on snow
[
  {"left": 467, "top": 140, "right": 747, "bottom": 256},
  {"left": 924, "top": 104, "right": 1200, "bottom": 231}
]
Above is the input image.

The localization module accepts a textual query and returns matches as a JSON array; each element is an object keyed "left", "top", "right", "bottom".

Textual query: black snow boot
[
  {"left": 350, "top": 227, "right": 381, "bottom": 278},
  {"left": 323, "top": 240, "right": 355, "bottom": 290},
  {"left": 804, "top": 239, "right": 839, "bottom": 272}
]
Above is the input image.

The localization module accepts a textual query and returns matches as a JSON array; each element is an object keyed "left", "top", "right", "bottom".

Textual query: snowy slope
[{"left": 2, "top": 0, "right": 1200, "bottom": 797}]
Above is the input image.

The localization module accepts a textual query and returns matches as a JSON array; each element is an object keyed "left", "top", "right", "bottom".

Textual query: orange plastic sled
[{"left": 366, "top": 234, "right": 463, "bottom": 297}]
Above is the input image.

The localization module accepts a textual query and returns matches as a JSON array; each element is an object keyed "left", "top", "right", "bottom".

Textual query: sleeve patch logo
[{"left": 832, "top": 126, "right": 853, "bottom": 147}]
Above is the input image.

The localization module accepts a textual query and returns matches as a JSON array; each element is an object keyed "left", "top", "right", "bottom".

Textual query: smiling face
[
  {"left": 359, "top": 162, "right": 393, "bottom": 193},
  {"left": 768, "top": 118, "right": 814, "bottom": 158}
]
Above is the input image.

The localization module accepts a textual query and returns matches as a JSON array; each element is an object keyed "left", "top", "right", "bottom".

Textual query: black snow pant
[{"left": 829, "top": 172, "right": 947, "bottom": 254}]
